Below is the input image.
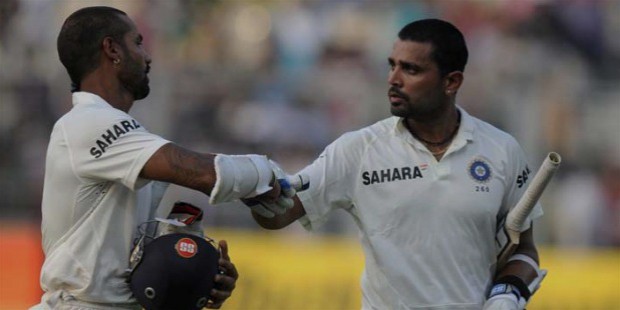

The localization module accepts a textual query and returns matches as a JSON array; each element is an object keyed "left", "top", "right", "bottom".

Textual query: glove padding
[
  {"left": 483, "top": 284, "right": 526, "bottom": 310},
  {"left": 209, "top": 154, "right": 273, "bottom": 204},
  {"left": 483, "top": 294, "right": 525, "bottom": 310},
  {"left": 242, "top": 161, "right": 309, "bottom": 218}
]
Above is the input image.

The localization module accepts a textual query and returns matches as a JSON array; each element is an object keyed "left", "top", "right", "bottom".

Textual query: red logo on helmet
[{"left": 175, "top": 238, "right": 198, "bottom": 258}]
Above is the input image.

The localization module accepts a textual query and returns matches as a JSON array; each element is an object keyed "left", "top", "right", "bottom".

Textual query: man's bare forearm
[
  {"left": 250, "top": 196, "right": 307, "bottom": 229},
  {"left": 494, "top": 227, "right": 539, "bottom": 283},
  {"left": 141, "top": 143, "right": 217, "bottom": 194}
]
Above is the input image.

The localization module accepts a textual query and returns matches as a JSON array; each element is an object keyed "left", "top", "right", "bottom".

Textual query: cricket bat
[{"left": 496, "top": 152, "right": 562, "bottom": 269}]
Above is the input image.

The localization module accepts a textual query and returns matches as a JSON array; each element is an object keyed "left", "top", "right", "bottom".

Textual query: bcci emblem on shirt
[{"left": 469, "top": 158, "right": 492, "bottom": 183}]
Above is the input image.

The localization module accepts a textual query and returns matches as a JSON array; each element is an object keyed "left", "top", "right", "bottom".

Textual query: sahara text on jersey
[
  {"left": 362, "top": 166, "right": 424, "bottom": 185},
  {"left": 90, "top": 119, "right": 142, "bottom": 158}
]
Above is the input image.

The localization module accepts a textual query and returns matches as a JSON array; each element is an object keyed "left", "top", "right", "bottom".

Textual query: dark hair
[
  {"left": 398, "top": 19, "right": 468, "bottom": 76},
  {"left": 57, "top": 6, "right": 130, "bottom": 91}
]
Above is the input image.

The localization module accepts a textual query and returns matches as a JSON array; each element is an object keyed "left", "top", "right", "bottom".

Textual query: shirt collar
[
  {"left": 393, "top": 105, "right": 475, "bottom": 143},
  {"left": 456, "top": 105, "right": 475, "bottom": 142},
  {"left": 72, "top": 91, "right": 112, "bottom": 108}
]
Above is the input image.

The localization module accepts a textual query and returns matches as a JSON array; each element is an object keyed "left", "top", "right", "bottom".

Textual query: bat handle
[
  {"left": 290, "top": 173, "right": 310, "bottom": 191},
  {"left": 506, "top": 152, "right": 561, "bottom": 231}
]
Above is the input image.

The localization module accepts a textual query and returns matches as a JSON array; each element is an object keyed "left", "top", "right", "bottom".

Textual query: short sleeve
[
  {"left": 63, "top": 107, "right": 169, "bottom": 191},
  {"left": 500, "top": 138, "right": 544, "bottom": 231},
  {"left": 296, "top": 132, "right": 362, "bottom": 230}
]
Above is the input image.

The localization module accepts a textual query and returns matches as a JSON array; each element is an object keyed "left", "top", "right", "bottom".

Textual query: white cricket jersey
[
  {"left": 36, "top": 92, "right": 170, "bottom": 309},
  {"left": 296, "top": 107, "right": 542, "bottom": 310}
]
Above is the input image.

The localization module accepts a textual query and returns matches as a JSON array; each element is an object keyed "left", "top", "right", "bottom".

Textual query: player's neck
[
  {"left": 405, "top": 106, "right": 460, "bottom": 145},
  {"left": 80, "top": 73, "right": 134, "bottom": 113}
]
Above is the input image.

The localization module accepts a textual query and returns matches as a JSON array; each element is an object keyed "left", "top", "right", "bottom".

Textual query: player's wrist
[
  {"left": 488, "top": 283, "right": 522, "bottom": 301},
  {"left": 484, "top": 282, "right": 527, "bottom": 310},
  {"left": 492, "top": 275, "right": 531, "bottom": 301}
]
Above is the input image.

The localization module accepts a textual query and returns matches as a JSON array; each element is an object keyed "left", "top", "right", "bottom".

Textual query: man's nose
[{"left": 388, "top": 69, "right": 402, "bottom": 87}]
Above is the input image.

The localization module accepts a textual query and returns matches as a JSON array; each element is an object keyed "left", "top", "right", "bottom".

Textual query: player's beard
[
  {"left": 119, "top": 57, "right": 150, "bottom": 101},
  {"left": 389, "top": 87, "right": 449, "bottom": 122}
]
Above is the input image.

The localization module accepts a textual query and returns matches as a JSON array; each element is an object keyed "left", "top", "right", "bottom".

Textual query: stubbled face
[
  {"left": 117, "top": 15, "right": 151, "bottom": 100},
  {"left": 387, "top": 40, "right": 448, "bottom": 122}
]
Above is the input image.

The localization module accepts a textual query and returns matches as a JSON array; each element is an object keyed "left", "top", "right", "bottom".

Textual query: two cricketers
[{"left": 37, "top": 6, "right": 550, "bottom": 310}]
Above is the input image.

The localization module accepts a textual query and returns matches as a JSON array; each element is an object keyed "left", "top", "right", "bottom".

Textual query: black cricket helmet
[{"left": 129, "top": 233, "right": 219, "bottom": 310}]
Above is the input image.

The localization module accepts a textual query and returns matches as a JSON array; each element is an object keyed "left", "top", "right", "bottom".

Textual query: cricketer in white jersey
[
  {"left": 297, "top": 107, "right": 542, "bottom": 309},
  {"left": 37, "top": 92, "right": 169, "bottom": 308},
  {"left": 36, "top": 6, "right": 292, "bottom": 309},
  {"left": 248, "top": 19, "right": 545, "bottom": 310}
]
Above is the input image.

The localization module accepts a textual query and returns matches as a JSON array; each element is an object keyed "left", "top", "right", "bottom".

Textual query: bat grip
[{"left": 506, "top": 152, "right": 561, "bottom": 232}]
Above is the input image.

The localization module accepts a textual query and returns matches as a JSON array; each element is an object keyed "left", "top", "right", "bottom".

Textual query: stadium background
[{"left": 0, "top": 0, "right": 618, "bottom": 309}]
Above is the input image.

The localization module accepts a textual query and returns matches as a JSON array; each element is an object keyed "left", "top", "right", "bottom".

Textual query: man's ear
[
  {"left": 444, "top": 71, "right": 464, "bottom": 95},
  {"left": 102, "top": 37, "right": 123, "bottom": 64}
]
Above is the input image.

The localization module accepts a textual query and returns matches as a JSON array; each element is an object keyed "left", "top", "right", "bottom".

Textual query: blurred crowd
[{"left": 1, "top": 0, "right": 618, "bottom": 247}]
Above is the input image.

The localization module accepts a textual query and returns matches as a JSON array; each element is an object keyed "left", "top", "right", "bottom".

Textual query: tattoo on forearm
[{"left": 162, "top": 145, "right": 215, "bottom": 193}]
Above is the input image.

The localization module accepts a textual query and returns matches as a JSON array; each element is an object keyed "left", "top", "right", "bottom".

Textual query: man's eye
[{"left": 404, "top": 66, "right": 418, "bottom": 74}]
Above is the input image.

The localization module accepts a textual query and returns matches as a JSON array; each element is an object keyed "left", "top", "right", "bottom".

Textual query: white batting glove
[
  {"left": 270, "top": 160, "right": 297, "bottom": 201},
  {"left": 210, "top": 154, "right": 274, "bottom": 204},
  {"left": 483, "top": 284, "right": 526, "bottom": 310},
  {"left": 243, "top": 162, "right": 310, "bottom": 218}
]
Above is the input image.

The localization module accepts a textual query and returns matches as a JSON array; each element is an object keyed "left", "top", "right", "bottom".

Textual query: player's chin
[
  {"left": 134, "top": 84, "right": 150, "bottom": 100},
  {"left": 389, "top": 104, "right": 409, "bottom": 118}
]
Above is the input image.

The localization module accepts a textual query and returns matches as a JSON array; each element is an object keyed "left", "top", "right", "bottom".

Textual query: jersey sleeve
[
  {"left": 500, "top": 138, "right": 544, "bottom": 232},
  {"left": 63, "top": 108, "right": 169, "bottom": 191},
  {"left": 296, "top": 132, "right": 362, "bottom": 231}
]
